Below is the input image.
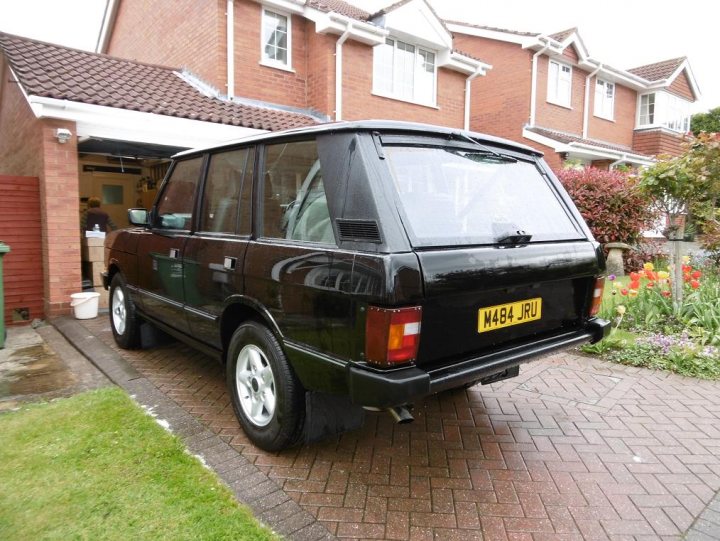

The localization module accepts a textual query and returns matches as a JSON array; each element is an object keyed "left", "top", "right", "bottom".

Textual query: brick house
[
  {"left": 0, "top": 31, "right": 316, "bottom": 323},
  {"left": 98, "top": 0, "right": 490, "bottom": 129},
  {"left": 449, "top": 23, "right": 701, "bottom": 170}
]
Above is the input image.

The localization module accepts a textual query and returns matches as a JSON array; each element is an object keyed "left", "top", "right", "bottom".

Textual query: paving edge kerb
[{"left": 53, "top": 316, "right": 336, "bottom": 541}]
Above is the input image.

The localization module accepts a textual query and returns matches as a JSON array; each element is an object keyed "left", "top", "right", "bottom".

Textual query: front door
[{"left": 136, "top": 157, "right": 204, "bottom": 335}]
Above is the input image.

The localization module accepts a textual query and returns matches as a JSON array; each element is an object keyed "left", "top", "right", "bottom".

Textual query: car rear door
[
  {"left": 243, "top": 138, "right": 352, "bottom": 359},
  {"left": 182, "top": 147, "right": 255, "bottom": 348}
]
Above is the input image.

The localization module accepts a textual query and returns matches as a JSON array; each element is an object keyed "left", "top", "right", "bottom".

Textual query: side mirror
[{"left": 128, "top": 208, "right": 149, "bottom": 226}]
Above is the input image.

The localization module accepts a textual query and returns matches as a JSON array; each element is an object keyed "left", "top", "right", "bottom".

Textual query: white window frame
[
  {"left": 636, "top": 92, "right": 690, "bottom": 133},
  {"left": 260, "top": 8, "right": 292, "bottom": 71},
  {"left": 665, "top": 93, "right": 691, "bottom": 133},
  {"left": 638, "top": 93, "right": 655, "bottom": 126},
  {"left": 594, "top": 79, "right": 615, "bottom": 120},
  {"left": 547, "top": 59, "right": 572, "bottom": 108},
  {"left": 372, "top": 38, "right": 438, "bottom": 107}
]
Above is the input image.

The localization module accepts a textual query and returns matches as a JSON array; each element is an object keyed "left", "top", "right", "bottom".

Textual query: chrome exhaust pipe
[{"left": 387, "top": 405, "right": 414, "bottom": 424}]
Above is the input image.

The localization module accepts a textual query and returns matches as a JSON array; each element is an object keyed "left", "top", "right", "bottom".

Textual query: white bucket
[{"left": 70, "top": 292, "right": 101, "bottom": 319}]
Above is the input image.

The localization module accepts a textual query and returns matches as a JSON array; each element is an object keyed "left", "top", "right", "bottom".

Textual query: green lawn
[{"left": 0, "top": 388, "right": 277, "bottom": 541}]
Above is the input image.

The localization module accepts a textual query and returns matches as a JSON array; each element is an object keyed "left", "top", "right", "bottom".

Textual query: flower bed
[{"left": 582, "top": 256, "right": 720, "bottom": 379}]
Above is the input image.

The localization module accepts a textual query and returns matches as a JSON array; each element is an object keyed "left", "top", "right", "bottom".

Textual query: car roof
[{"left": 174, "top": 120, "right": 543, "bottom": 158}]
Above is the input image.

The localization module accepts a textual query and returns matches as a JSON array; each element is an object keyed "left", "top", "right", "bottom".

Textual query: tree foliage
[
  {"left": 556, "top": 167, "right": 657, "bottom": 245},
  {"left": 638, "top": 132, "right": 720, "bottom": 303},
  {"left": 639, "top": 132, "right": 720, "bottom": 232},
  {"left": 691, "top": 107, "right": 720, "bottom": 136}
]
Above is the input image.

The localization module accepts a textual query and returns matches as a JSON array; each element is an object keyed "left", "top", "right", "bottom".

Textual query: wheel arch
[{"left": 220, "top": 297, "right": 284, "bottom": 363}]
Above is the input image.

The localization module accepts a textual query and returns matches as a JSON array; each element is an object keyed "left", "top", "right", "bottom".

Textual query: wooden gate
[{"left": 0, "top": 175, "right": 44, "bottom": 325}]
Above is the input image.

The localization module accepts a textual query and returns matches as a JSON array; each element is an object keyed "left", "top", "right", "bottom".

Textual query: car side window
[
  {"left": 262, "top": 140, "right": 334, "bottom": 244},
  {"left": 155, "top": 157, "right": 203, "bottom": 230},
  {"left": 200, "top": 147, "right": 254, "bottom": 234}
]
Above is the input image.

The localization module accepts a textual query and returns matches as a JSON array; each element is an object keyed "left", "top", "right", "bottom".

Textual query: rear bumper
[{"left": 348, "top": 318, "right": 609, "bottom": 408}]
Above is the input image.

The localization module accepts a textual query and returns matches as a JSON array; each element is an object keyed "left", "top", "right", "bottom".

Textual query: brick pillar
[{"left": 38, "top": 119, "right": 82, "bottom": 317}]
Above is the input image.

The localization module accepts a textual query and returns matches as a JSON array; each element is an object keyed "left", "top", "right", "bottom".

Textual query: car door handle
[
  {"left": 169, "top": 248, "right": 180, "bottom": 259},
  {"left": 223, "top": 257, "right": 237, "bottom": 271}
]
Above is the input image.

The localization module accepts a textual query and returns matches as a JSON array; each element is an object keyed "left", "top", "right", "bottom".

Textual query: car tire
[
  {"left": 109, "top": 272, "right": 141, "bottom": 349},
  {"left": 226, "top": 322, "right": 305, "bottom": 452}
]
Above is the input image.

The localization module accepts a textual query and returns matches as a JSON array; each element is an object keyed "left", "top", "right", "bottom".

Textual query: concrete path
[
  {"left": 55, "top": 314, "right": 720, "bottom": 540},
  {"left": 0, "top": 323, "right": 109, "bottom": 410}
]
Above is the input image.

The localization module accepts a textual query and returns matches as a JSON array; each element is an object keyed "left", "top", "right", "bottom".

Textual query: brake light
[
  {"left": 589, "top": 277, "right": 605, "bottom": 316},
  {"left": 365, "top": 306, "right": 422, "bottom": 367}
]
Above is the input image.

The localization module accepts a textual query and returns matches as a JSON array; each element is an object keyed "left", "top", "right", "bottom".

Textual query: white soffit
[{"left": 29, "top": 96, "right": 265, "bottom": 149}]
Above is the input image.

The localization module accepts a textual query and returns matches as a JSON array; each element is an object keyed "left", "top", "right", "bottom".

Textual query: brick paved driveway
[{"left": 79, "top": 317, "right": 720, "bottom": 540}]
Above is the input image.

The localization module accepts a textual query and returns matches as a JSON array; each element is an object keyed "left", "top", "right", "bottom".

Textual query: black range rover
[{"left": 103, "top": 121, "right": 609, "bottom": 451}]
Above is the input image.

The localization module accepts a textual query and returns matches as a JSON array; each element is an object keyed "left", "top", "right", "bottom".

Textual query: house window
[
  {"left": 372, "top": 38, "right": 437, "bottom": 106},
  {"left": 638, "top": 92, "right": 689, "bottom": 133},
  {"left": 547, "top": 60, "right": 572, "bottom": 107},
  {"left": 594, "top": 79, "right": 615, "bottom": 120},
  {"left": 639, "top": 93, "right": 655, "bottom": 125},
  {"left": 665, "top": 93, "right": 690, "bottom": 133},
  {"left": 261, "top": 9, "right": 291, "bottom": 69}
]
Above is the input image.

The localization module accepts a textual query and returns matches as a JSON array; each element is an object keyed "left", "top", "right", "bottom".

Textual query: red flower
[
  {"left": 684, "top": 273, "right": 691, "bottom": 282},
  {"left": 621, "top": 288, "right": 628, "bottom": 296},
  {"left": 646, "top": 282, "right": 655, "bottom": 288},
  {"left": 629, "top": 271, "right": 641, "bottom": 281},
  {"left": 691, "top": 270, "right": 701, "bottom": 279},
  {"left": 691, "top": 280, "right": 700, "bottom": 289},
  {"left": 662, "top": 290, "right": 671, "bottom": 297},
  {"left": 682, "top": 265, "right": 692, "bottom": 273},
  {"left": 630, "top": 280, "right": 640, "bottom": 290}
]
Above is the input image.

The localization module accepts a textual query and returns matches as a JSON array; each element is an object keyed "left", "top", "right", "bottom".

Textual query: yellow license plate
[{"left": 477, "top": 298, "right": 542, "bottom": 333}]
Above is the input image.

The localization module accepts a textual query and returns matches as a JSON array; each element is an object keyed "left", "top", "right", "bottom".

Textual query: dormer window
[
  {"left": 547, "top": 60, "right": 572, "bottom": 107},
  {"left": 594, "top": 79, "right": 615, "bottom": 120},
  {"left": 637, "top": 92, "right": 690, "bottom": 133},
  {"left": 373, "top": 38, "right": 437, "bottom": 106},
  {"left": 261, "top": 9, "right": 292, "bottom": 70}
]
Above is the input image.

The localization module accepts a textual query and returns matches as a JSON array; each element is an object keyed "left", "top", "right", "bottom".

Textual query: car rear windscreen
[{"left": 384, "top": 145, "right": 584, "bottom": 247}]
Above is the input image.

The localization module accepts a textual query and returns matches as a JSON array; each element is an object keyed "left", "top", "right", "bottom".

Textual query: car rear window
[{"left": 384, "top": 145, "right": 584, "bottom": 247}]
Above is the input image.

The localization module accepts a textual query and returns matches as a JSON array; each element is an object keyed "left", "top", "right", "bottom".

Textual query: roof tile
[
  {"left": 627, "top": 57, "right": 686, "bottom": 82},
  {"left": 0, "top": 32, "right": 318, "bottom": 132},
  {"left": 306, "top": 0, "right": 371, "bottom": 21}
]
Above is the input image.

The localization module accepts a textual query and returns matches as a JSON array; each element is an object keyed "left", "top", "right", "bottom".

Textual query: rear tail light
[
  {"left": 365, "top": 306, "right": 422, "bottom": 367},
  {"left": 589, "top": 277, "right": 605, "bottom": 316}
]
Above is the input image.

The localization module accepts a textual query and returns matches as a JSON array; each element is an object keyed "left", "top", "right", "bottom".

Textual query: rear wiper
[
  {"left": 451, "top": 132, "right": 518, "bottom": 162},
  {"left": 493, "top": 223, "right": 532, "bottom": 245},
  {"left": 496, "top": 231, "right": 532, "bottom": 245}
]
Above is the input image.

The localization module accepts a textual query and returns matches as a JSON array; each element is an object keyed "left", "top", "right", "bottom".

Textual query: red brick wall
[
  {"left": 633, "top": 129, "right": 686, "bottom": 157},
  {"left": 232, "top": 2, "right": 308, "bottom": 108},
  {"left": 341, "top": 40, "right": 465, "bottom": 128},
  {"left": 563, "top": 45, "right": 579, "bottom": 63},
  {"left": 0, "top": 176, "right": 44, "bottom": 325},
  {"left": 587, "top": 79, "right": 636, "bottom": 147},
  {"left": 669, "top": 70, "right": 694, "bottom": 101},
  {"left": 0, "top": 63, "right": 43, "bottom": 178},
  {"left": 532, "top": 141, "right": 563, "bottom": 171},
  {"left": 38, "top": 120, "right": 82, "bottom": 318},
  {"left": 535, "top": 55, "right": 585, "bottom": 135},
  {"left": 107, "top": 0, "right": 226, "bottom": 90},
  {"left": 453, "top": 35, "right": 533, "bottom": 140},
  {"left": 306, "top": 31, "right": 335, "bottom": 118}
]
